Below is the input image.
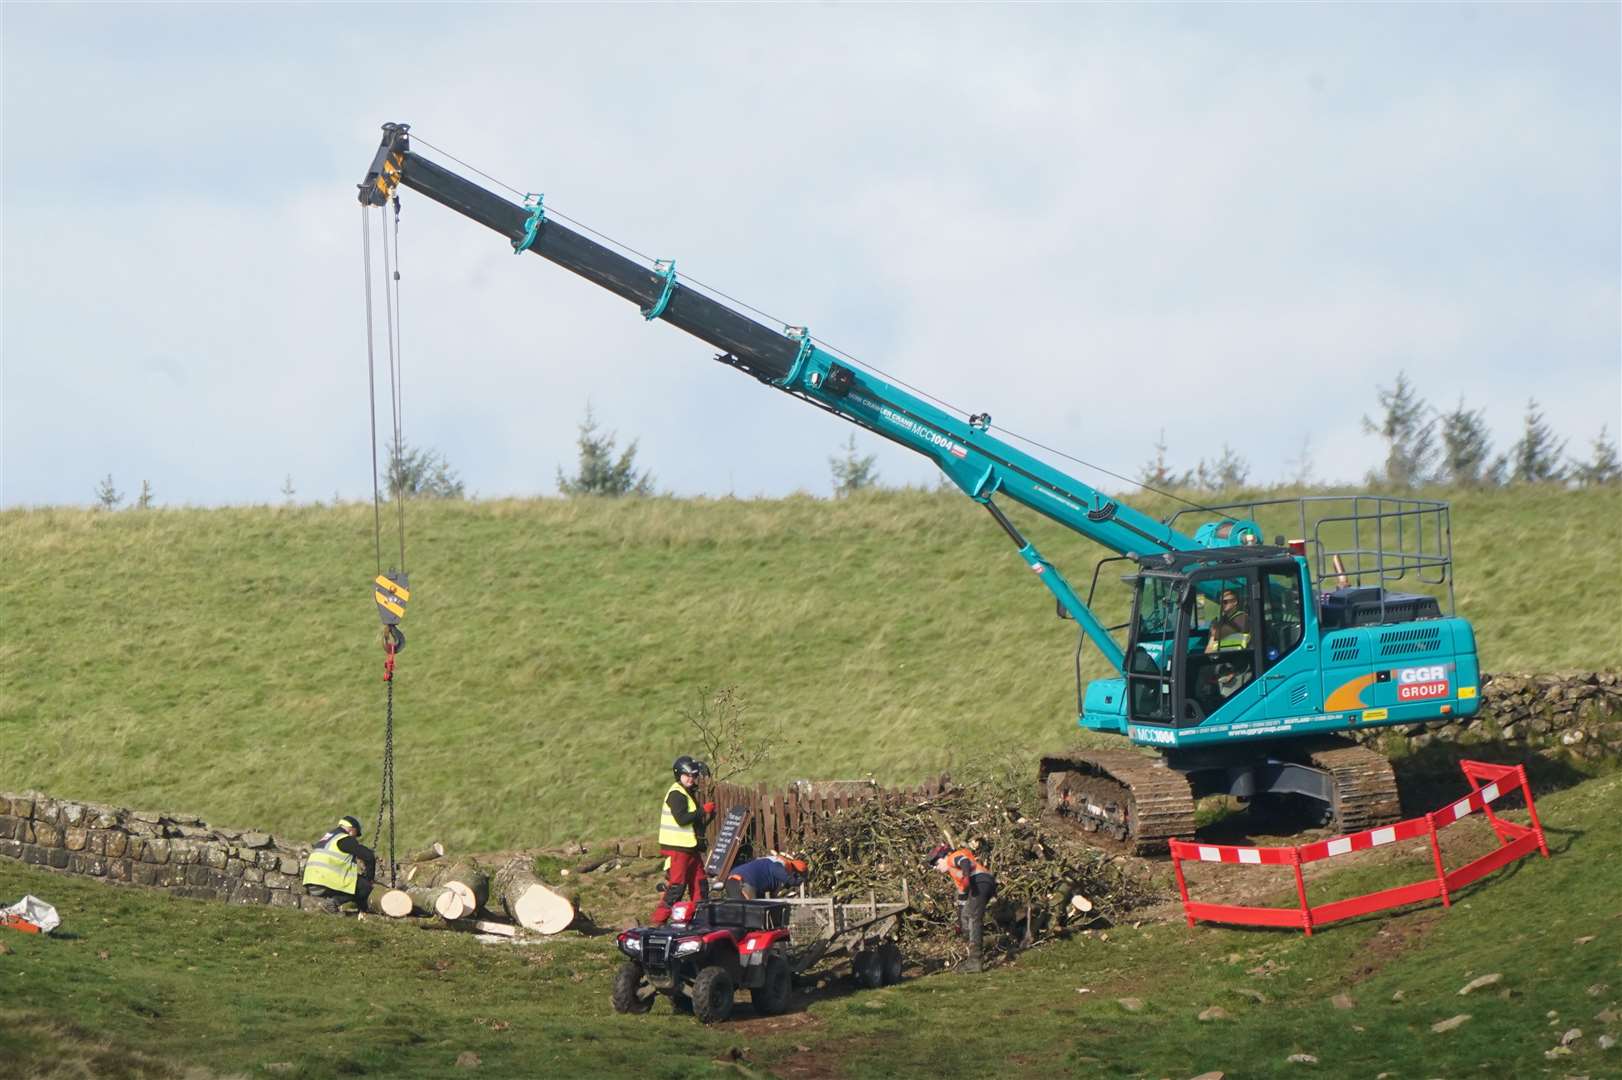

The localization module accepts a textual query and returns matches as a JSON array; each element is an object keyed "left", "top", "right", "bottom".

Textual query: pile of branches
[{"left": 798, "top": 779, "right": 1155, "bottom": 959}]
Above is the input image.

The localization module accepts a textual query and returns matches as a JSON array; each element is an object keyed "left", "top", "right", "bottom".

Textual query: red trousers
[{"left": 650, "top": 848, "right": 707, "bottom": 925}]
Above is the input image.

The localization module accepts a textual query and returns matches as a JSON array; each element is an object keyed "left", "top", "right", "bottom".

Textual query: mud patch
[
  {"left": 726, "top": 1009, "right": 823, "bottom": 1036},
  {"left": 768, "top": 1035, "right": 880, "bottom": 1079},
  {"left": 1347, "top": 908, "right": 1444, "bottom": 984}
]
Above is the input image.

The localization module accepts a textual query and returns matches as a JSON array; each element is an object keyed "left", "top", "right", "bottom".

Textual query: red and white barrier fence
[{"left": 1171, "top": 760, "right": 1549, "bottom": 936}]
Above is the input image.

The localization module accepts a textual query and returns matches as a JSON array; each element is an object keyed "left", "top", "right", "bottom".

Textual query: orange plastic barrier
[{"left": 1170, "top": 760, "right": 1548, "bottom": 936}]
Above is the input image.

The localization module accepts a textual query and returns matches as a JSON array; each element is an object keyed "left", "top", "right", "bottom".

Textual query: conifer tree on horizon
[
  {"left": 1139, "top": 430, "right": 1190, "bottom": 489},
  {"left": 1570, "top": 425, "right": 1621, "bottom": 487},
  {"left": 1438, "top": 398, "right": 1497, "bottom": 487},
  {"left": 1362, "top": 372, "right": 1437, "bottom": 488},
  {"left": 386, "top": 438, "right": 466, "bottom": 500},
  {"left": 829, "top": 432, "right": 880, "bottom": 497},
  {"left": 94, "top": 474, "right": 122, "bottom": 510},
  {"left": 1191, "top": 444, "right": 1250, "bottom": 493},
  {"left": 1506, "top": 398, "right": 1567, "bottom": 484},
  {"left": 557, "top": 403, "right": 655, "bottom": 497}
]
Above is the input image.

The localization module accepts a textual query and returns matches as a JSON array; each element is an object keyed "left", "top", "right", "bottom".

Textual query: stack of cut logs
[{"left": 363, "top": 843, "right": 578, "bottom": 935}]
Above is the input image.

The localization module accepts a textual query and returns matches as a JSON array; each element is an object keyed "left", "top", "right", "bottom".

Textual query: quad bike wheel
[
  {"left": 751, "top": 954, "right": 792, "bottom": 1016},
  {"left": 691, "top": 965, "right": 736, "bottom": 1025},
  {"left": 610, "top": 961, "right": 655, "bottom": 1014}
]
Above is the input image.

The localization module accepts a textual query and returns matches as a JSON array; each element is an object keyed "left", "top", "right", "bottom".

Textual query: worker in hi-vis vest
[
  {"left": 302, "top": 815, "right": 377, "bottom": 910},
  {"left": 650, "top": 756, "right": 714, "bottom": 925},
  {"left": 928, "top": 843, "right": 998, "bottom": 973},
  {"left": 1204, "top": 587, "right": 1251, "bottom": 654}
]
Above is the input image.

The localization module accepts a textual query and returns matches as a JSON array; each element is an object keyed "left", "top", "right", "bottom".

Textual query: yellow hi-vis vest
[
  {"left": 658, "top": 782, "right": 698, "bottom": 849},
  {"left": 1213, "top": 632, "right": 1251, "bottom": 651},
  {"left": 302, "top": 828, "right": 359, "bottom": 894}
]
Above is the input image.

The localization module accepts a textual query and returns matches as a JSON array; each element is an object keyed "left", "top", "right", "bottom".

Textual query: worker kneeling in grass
[
  {"left": 724, "top": 853, "right": 808, "bottom": 900},
  {"left": 302, "top": 815, "right": 377, "bottom": 912},
  {"left": 928, "top": 843, "right": 997, "bottom": 973},
  {"left": 650, "top": 756, "right": 714, "bottom": 925}
]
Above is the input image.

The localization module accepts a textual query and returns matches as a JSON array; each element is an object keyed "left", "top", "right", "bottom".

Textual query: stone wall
[
  {"left": 0, "top": 793, "right": 333, "bottom": 911},
  {"left": 1353, "top": 670, "right": 1622, "bottom": 760},
  {"left": 2, "top": 671, "right": 1616, "bottom": 910}
]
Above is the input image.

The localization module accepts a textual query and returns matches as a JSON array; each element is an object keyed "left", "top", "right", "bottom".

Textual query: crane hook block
[
  {"left": 641, "top": 259, "right": 677, "bottom": 320},
  {"left": 374, "top": 571, "right": 410, "bottom": 626},
  {"left": 358, "top": 122, "right": 410, "bottom": 207},
  {"left": 512, "top": 193, "right": 546, "bottom": 254}
]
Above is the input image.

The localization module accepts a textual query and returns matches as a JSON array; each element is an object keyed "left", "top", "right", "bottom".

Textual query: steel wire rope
[
  {"left": 380, "top": 203, "right": 407, "bottom": 573},
  {"left": 407, "top": 132, "right": 1235, "bottom": 520},
  {"left": 361, "top": 208, "right": 385, "bottom": 573}
]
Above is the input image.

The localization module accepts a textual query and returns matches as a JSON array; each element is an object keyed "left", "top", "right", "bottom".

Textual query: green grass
[
  {"left": 2, "top": 772, "right": 1616, "bottom": 1079},
  {"left": 1, "top": 486, "right": 1617, "bottom": 850}
]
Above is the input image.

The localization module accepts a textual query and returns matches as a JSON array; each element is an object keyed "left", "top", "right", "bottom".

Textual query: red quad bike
[{"left": 613, "top": 898, "right": 795, "bottom": 1024}]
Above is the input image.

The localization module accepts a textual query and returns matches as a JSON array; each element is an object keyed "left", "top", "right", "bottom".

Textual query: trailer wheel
[
  {"left": 691, "top": 966, "right": 736, "bottom": 1024},
  {"left": 751, "top": 954, "right": 792, "bottom": 1016},
  {"left": 877, "top": 942, "right": 903, "bottom": 986},
  {"left": 852, "top": 949, "right": 884, "bottom": 990},
  {"left": 611, "top": 961, "right": 655, "bottom": 1014}
]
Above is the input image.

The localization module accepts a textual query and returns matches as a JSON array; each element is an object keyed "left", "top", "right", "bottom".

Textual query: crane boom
[{"left": 358, "top": 123, "right": 1264, "bottom": 674}]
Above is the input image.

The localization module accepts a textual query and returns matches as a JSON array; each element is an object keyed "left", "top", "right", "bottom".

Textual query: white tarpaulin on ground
[{"left": 4, "top": 894, "right": 61, "bottom": 934}]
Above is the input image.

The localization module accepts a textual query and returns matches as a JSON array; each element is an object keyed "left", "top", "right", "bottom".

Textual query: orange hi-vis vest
[{"left": 944, "top": 848, "right": 989, "bottom": 893}]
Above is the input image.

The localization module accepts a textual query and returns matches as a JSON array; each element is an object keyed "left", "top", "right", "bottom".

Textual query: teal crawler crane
[{"left": 358, "top": 124, "right": 1479, "bottom": 850}]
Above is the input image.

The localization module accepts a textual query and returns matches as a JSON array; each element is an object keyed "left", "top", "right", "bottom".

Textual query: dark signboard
[{"left": 704, "top": 805, "right": 749, "bottom": 879}]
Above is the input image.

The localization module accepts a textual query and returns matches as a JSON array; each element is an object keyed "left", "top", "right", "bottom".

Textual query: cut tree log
[
  {"left": 492, "top": 859, "right": 576, "bottom": 934},
  {"left": 364, "top": 887, "right": 413, "bottom": 918},
  {"left": 422, "top": 859, "right": 490, "bottom": 913},
  {"left": 403, "top": 885, "right": 466, "bottom": 920},
  {"left": 406, "top": 842, "right": 446, "bottom": 864}
]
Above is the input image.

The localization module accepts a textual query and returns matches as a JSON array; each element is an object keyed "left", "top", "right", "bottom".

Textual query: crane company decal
[
  {"left": 1395, "top": 665, "right": 1451, "bottom": 701},
  {"left": 1033, "top": 486, "right": 1082, "bottom": 512},
  {"left": 1210, "top": 714, "right": 1344, "bottom": 739},
  {"left": 1130, "top": 726, "right": 1178, "bottom": 745},
  {"left": 871, "top": 405, "right": 969, "bottom": 459}
]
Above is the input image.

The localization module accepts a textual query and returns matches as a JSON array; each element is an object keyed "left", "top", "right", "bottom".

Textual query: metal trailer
[{"left": 778, "top": 884, "right": 910, "bottom": 987}]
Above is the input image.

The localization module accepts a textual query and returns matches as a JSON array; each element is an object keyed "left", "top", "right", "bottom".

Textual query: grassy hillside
[
  {"left": 1, "top": 486, "right": 1617, "bottom": 849},
  {"left": 2, "top": 772, "right": 1616, "bottom": 1079}
]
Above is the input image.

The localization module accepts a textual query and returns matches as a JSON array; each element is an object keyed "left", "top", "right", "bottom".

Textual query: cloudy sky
[{"left": 3, "top": 4, "right": 1618, "bottom": 507}]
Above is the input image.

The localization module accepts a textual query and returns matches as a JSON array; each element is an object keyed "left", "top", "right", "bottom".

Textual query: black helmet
[
  {"left": 338, "top": 815, "right": 363, "bottom": 837},
  {"left": 672, "top": 755, "right": 709, "bottom": 779}
]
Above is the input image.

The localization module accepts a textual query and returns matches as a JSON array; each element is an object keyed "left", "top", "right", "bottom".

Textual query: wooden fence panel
[{"left": 704, "top": 776, "right": 950, "bottom": 868}]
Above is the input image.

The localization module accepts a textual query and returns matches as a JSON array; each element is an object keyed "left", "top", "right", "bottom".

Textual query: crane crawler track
[
  {"left": 1038, "top": 750, "right": 1197, "bottom": 855},
  {"left": 1300, "top": 737, "right": 1402, "bottom": 834}
]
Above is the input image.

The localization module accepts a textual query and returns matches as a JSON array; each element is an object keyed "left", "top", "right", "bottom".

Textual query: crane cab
[
  {"left": 1121, "top": 548, "right": 1311, "bottom": 738},
  {"left": 1107, "top": 541, "right": 1477, "bottom": 751}
]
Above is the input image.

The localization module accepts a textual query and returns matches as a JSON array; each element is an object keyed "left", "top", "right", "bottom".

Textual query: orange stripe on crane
[
  {"left": 374, "top": 576, "right": 411, "bottom": 601},
  {"left": 1325, "top": 672, "right": 1377, "bottom": 713},
  {"left": 375, "top": 592, "right": 405, "bottom": 618}
]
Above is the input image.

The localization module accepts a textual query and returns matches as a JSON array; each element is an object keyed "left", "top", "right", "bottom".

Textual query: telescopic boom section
[{"left": 359, "top": 123, "right": 1218, "bottom": 672}]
